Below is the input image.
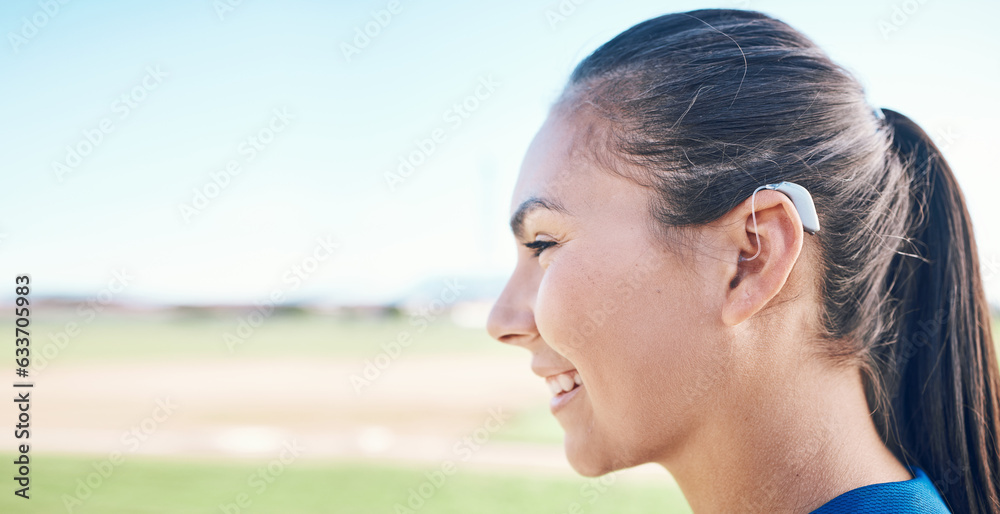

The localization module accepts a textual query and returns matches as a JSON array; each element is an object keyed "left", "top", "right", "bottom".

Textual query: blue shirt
[{"left": 810, "top": 467, "right": 951, "bottom": 513}]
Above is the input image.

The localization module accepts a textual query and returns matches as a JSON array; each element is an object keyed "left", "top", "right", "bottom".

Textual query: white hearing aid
[{"left": 744, "top": 181, "right": 820, "bottom": 262}]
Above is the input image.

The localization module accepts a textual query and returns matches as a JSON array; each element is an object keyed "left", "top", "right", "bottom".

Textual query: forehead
[
  {"left": 509, "top": 113, "right": 589, "bottom": 216},
  {"left": 508, "top": 111, "right": 658, "bottom": 241}
]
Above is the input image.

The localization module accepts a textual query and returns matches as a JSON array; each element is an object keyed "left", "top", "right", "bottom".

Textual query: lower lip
[{"left": 550, "top": 384, "right": 583, "bottom": 414}]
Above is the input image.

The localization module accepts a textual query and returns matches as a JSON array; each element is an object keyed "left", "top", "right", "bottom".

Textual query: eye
[{"left": 522, "top": 239, "right": 557, "bottom": 258}]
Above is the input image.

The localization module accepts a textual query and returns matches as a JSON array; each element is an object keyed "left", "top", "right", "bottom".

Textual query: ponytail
[
  {"left": 878, "top": 108, "right": 1000, "bottom": 513},
  {"left": 556, "top": 9, "right": 999, "bottom": 510}
]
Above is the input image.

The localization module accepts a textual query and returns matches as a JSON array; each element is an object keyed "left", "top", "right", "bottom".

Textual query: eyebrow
[{"left": 509, "top": 196, "right": 570, "bottom": 241}]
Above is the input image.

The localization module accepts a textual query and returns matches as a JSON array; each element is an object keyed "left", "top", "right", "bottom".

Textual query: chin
[{"left": 563, "top": 430, "right": 634, "bottom": 477}]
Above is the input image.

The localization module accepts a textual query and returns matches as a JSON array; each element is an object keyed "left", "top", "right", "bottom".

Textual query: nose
[{"left": 486, "top": 265, "right": 540, "bottom": 350}]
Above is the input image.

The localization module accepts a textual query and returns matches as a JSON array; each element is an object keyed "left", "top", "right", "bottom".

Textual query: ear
[{"left": 718, "top": 190, "right": 805, "bottom": 326}]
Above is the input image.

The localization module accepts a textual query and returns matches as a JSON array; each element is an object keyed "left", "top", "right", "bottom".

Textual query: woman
[{"left": 486, "top": 9, "right": 999, "bottom": 514}]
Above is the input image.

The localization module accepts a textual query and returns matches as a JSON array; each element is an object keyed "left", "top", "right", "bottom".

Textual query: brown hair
[{"left": 559, "top": 9, "right": 1000, "bottom": 513}]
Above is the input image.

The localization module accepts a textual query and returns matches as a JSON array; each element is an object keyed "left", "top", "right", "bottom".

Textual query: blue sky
[{"left": 1, "top": 0, "right": 998, "bottom": 306}]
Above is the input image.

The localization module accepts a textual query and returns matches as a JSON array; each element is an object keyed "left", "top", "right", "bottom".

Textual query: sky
[{"left": 1, "top": 0, "right": 998, "bottom": 306}]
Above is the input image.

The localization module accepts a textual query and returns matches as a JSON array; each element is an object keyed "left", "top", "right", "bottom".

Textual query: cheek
[
  {"left": 536, "top": 243, "right": 702, "bottom": 368},
  {"left": 535, "top": 244, "right": 723, "bottom": 445},
  {"left": 533, "top": 247, "right": 618, "bottom": 360}
]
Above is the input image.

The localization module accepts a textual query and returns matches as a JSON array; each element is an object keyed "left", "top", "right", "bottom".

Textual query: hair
[{"left": 556, "top": 9, "right": 1000, "bottom": 513}]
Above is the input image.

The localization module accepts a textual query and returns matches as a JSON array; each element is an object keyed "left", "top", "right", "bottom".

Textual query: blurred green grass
[
  {"left": 16, "top": 311, "right": 513, "bottom": 364},
  {"left": 0, "top": 453, "right": 690, "bottom": 514}
]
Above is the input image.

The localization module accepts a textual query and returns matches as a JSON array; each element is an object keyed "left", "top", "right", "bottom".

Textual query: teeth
[{"left": 545, "top": 370, "right": 582, "bottom": 396}]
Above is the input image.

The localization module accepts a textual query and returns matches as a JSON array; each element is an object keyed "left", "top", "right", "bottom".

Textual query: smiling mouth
[{"left": 546, "top": 369, "right": 583, "bottom": 397}]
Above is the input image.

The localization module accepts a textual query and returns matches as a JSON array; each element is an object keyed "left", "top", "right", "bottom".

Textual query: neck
[{"left": 660, "top": 356, "right": 911, "bottom": 513}]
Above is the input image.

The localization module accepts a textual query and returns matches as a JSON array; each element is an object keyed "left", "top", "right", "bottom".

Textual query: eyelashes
[{"left": 523, "top": 240, "right": 557, "bottom": 258}]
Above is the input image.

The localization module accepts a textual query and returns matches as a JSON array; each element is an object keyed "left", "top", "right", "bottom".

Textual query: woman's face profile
[{"left": 487, "top": 111, "right": 735, "bottom": 476}]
